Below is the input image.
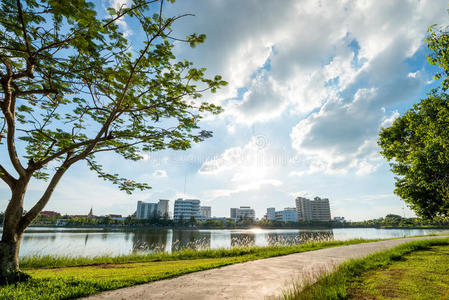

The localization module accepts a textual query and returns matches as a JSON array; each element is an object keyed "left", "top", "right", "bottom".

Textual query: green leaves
[
  {"left": 427, "top": 25, "right": 449, "bottom": 90},
  {"left": 0, "top": 0, "right": 226, "bottom": 195},
  {"left": 377, "top": 17, "right": 449, "bottom": 219},
  {"left": 378, "top": 91, "right": 449, "bottom": 218}
]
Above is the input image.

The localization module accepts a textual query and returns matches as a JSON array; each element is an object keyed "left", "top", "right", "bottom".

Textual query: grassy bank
[
  {"left": 284, "top": 237, "right": 449, "bottom": 299},
  {"left": 2, "top": 238, "right": 376, "bottom": 299}
]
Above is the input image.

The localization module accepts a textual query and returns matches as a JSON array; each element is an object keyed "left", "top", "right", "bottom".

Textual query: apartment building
[
  {"left": 230, "top": 206, "right": 255, "bottom": 221},
  {"left": 295, "top": 196, "right": 331, "bottom": 222},
  {"left": 274, "top": 208, "right": 298, "bottom": 222},
  {"left": 200, "top": 206, "right": 212, "bottom": 221},
  {"left": 173, "top": 198, "right": 201, "bottom": 222}
]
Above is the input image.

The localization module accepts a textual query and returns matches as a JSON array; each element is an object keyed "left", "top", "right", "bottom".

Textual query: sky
[{"left": 1, "top": 0, "right": 448, "bottom": 221}]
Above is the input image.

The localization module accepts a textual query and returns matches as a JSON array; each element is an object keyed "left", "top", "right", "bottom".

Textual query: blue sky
[{"left": 1, "top": 0, "right": 448, "bottom": 221}]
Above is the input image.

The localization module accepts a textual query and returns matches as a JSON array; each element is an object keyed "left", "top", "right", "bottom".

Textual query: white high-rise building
[
  {"left": 136, "top": 199, "right": 170, "bottom": 219},
  {"left": 295, "top": 196, "right": 331, "bottom": 221},
  {"left": 173, "top": 199, "right": 201, "bottom": 222},
  {"left": 230, "top": 206, "right": 255, "bottom": 221},
  {"left": 200, "top": 206, "right": 211, "bottom": 221},
  {"left": 136, "top": 201, "right": 158, "bottom": 219},
  {"left": 266, "top": 207, "right": 276, "bottom": 221},
  {"left": 157, "top": 199, "right": 169, "bottom": 219}
]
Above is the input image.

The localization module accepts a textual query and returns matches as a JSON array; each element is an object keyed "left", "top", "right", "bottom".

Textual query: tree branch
[
  {"left": 35, "top": 135, "right": 113, "bottom": 168},
  {"left": 0, "top": 70, "right": 27, "bottom": 176},
  {"left": 18, "top": 156, "right": 72, "bottom": 232},
  {"left": 16, "top": 0, "right": 32, "bottom": 57},
  {"left": 0, "top": 164, "right": 16, "bottom": 188}
]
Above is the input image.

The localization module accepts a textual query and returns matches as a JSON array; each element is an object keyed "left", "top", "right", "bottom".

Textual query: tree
[
  {"left": 378, "top": 21, "right": 449, "bottom": 220},
  {"left": 0, "top": 0, "right": 226, "bottom": 283},
  {"left": 378, "top": 91, "right": 449, "bottom": 219}
]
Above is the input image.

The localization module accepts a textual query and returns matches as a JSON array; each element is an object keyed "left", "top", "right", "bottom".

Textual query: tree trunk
[
  {"left": 0, "top": 240, "right": 29, "bottom": 285},
  {"left": 0, "top": 178, "right": 30, "bottom": 285}
]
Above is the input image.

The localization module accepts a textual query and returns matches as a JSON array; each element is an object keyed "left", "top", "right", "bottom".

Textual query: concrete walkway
[{"left": 83, "top": 235, "right": 448, "bottom": 300}]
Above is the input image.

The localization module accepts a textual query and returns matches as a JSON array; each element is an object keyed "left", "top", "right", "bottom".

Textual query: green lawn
[
  {"left": 347, "top": 244, "right": 449, "bottom": 299},
  {"left": 0, "top": 238, "right": 377, "bottom": 299},
  {"left": 285, "top": 237, "right": 449, "bottom": 300}
]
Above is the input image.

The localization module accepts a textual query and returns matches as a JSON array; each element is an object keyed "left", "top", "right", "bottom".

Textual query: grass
[
  {"left": 283, "top": 237, "right": 449, "bottom": 299},
  {"left": 19, "top": 238, "right": 378, "bottom": 269},
  {"left": 347, "top": 244, "right": 449, "bottom": 299},
  {"left": 1, "top": 238, "right": 379, "bottom": 299}
]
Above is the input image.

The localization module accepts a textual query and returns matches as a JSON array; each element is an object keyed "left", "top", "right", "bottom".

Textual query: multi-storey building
[
  {"left": 230, "top": 208, "right": 238, "bottom": 219},
  {"left": 157, "top": 199, "right": 170, "bottom": 219},
  {"left": 200, "top": 206, "right": 211, "bottom": 221},
  {"left": 266, "top": 207, "right": 276, "bottom": 221},
  {"left": 173, "top": 198, "right": 201, "bottom": 222},
  {"left": 136, "top": 201, "right": 158, "bottom": 219},
  {"left": 295, "top": 196, "right": 331, "bottom": 222},
  {"left": 136, "top": 199, "right": 170, "bottom": 219},
  {"left": 230, "top": 206, "right": 255, "bottom": 221},
  {"left": 274, "top": 208, "right": 298, "bottom": 222}
]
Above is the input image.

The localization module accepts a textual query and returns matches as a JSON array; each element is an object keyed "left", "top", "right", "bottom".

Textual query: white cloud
[
  {"left": 152, "top": 169, "right": 168, "bottom": 178},
  {"left": 108, "top": 0, "right": 133, "bottom": 36},
  {"left": 207, "top": 179, "right": 282, "bottom": 200}
]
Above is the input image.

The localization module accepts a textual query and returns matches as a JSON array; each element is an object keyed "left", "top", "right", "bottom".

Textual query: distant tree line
[
  {"left": 6, "top": 212, "right": 447, "bottom": 229},
  {"left": 347, "top": 214, "right": 449, "bottom": 228}
]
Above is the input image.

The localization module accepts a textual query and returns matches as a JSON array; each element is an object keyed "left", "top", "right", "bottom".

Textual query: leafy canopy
[
  {"left": 378, "top": 91, "right": 449, "bottom": 218},
  {"left": 378, "top": 20, "right": 449, "bottom": 219},
  {"left": 0, "top": 0, "right": 227, "bottom": 193}
]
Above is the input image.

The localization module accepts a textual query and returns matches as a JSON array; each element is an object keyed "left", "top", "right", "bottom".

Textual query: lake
[{"left": 9, "top": 227, "right": 449, "bottom": 257}]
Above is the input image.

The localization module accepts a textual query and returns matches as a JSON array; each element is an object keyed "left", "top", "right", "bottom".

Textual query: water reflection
[
  {"left": 15, "top": 227, "right": 449, "bottom": 257},
  {"left": 231, "top": 232, "right": 255, "bottom": 247},
  {"left": 132, "top": 229, "right": 169, "bottom": 253}
]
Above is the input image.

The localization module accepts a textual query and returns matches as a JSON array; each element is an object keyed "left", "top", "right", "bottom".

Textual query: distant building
[
  {"left": 157, "top": 199, "right": 170, "bottom": 219},
  {"left": 266, "top": 208, "right": 276, "bottom": 221},
  {"left": 333, "top": 216, "right": 345, "bottom": 222},
  {"left": 136, "top": 201, "right": 158, "bottom": 219},
  {"left": 107, "top": 214, "right": 124, "bottom": 221},
  {"left": 173, "top": 199, "right": 201, "bottom": 222},
  {"left": 136, "top": 199, "right": 170, "bottom": 219},
  {"left": 230, "top": 206, "right": 255, "bottom": 221},
  {"left": 39, "top": 211, "right": 60, "bottom": 218},
  {"left": 200, "top": 206, "right": 211, "bottom": 221},
  {"left": 295, "top": 196, "right": 331, "bottom": 222},
  {"left": 275, "top": 208, "right": 298, "bottom": 222},
  {"left": 230, "top": 208, "right": 238, "bottom": 219}
]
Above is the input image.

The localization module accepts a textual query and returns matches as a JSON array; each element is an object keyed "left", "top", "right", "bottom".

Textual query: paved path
[{"left": 83, "top": 235, "right": 448, "bottom": 300}]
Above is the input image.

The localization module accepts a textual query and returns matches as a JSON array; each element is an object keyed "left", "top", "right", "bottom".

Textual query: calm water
[{"left": 6, "top": 227, "right": 449, "bottom": 257}]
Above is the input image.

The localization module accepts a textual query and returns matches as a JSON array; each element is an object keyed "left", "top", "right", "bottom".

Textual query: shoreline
[{"left": 23, "top": 224, "right": 449, "bottom": 231}]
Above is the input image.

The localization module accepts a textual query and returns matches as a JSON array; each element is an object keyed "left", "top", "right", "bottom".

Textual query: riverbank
[
  {"left": 2, "top": 236, "right": 448, "bottom": 299},
  {"left": 286, "top": 237, "right": 449, "bottom": 299},
  {"left": 26, "top": 223, "right": 449, "bottom": 230},
  {"left": 0, "top": 238, "right": 380, "bottom": 299},
  {"left": 85, "top": 235, "right": 449, "bottom": 299}
]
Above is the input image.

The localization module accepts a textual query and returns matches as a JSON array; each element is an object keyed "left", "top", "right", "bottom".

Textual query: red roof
[{"left": 40, "top": 211, "right": 59, "bottom": 217}]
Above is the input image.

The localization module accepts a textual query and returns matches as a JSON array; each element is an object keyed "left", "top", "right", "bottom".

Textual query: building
[
  {"left": 266, "top": 207, "right": 276, "bottom": 221},
  {"left": 157, "top": 199, "right": 170, "bottom": 219},
  {"left": 106, "top": 214, "right": 124, "bottom": 221},
  {"left": 136, "top": 199, "right": 170, "bottom": 219},
  {"left": 173, "top": 199, "right": 201, "bottom": 222},
  {"left": 275, "top": 208, "right": 298, "bottom": 222},
  {"left": 230, "top": 206, "right": 255, "bottom": 221},
  {"left": 333, "top": 216, "right": 345, "bottom": 222},
  {"left": 200, "top": 206, "right": 211, "bottom": 221},
  {"left": 295, "top": 196, "right": 331, "bottom": 222},
  {"left": 230, "top": 208, "right": 238, "bottom": 219},
  {"left": 136, "top": 201, "right": 158, "bottom": 219},
  {"left": 39, "top": 211, "right": 60, "bottom": 218}
]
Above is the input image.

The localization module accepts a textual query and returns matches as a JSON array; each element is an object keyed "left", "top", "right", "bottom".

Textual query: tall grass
[{"left": 20, "top": 238, "right": 375, "bottom": 269}]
